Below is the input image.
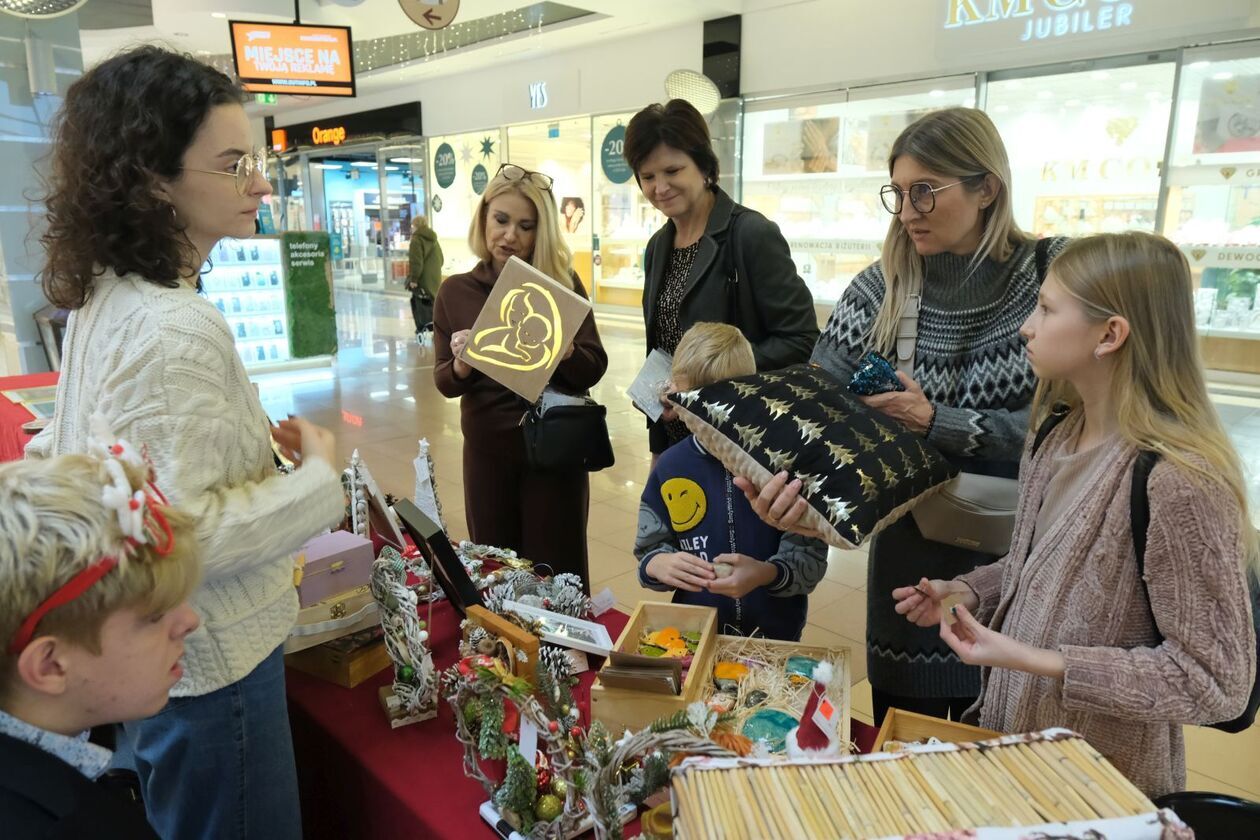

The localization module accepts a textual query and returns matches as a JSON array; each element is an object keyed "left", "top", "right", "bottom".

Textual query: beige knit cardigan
[{"left": 957, "top": 410, "right": 1256, "bottom": 799}]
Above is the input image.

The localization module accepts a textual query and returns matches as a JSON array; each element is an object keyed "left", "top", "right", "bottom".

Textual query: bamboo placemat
[{"left": 672, "top": 728, "right": 1161, "bottom": 840}]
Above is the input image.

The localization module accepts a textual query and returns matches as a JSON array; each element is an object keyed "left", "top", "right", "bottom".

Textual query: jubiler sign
[{"left": 944, "top": 0, "right": 1134, "bottom": 43}]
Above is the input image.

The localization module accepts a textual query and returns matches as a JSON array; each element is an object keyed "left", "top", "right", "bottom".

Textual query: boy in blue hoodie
[{"left": 634, "top": 323, "right": 827, "bottom": 640}]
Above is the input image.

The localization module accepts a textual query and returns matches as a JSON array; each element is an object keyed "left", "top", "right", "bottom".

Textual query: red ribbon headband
[{"left": 8, "top": 557, "right": 119, "bottom": 654}]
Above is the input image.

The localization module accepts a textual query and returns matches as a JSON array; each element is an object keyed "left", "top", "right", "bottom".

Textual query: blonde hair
[
  {"left": 1031, "top": 232, "right": 1259, "bottom": 573},
  {"left": 411, "top": 215, "right": 428, "bottom": 233},
  {"left": 0, "top": 454, "right": 201, "bottom": 696},
  {"left": 870, "top": 107, "right": 1029, "bottom": 355},
  {"left": 672, "top": 322, "right": 756, "bottom": 388},
  {"left": 469, "top": 170, "right": 575, "bottom": 290}
]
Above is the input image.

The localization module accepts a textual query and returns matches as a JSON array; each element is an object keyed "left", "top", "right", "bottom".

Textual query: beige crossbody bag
[{"left": 900, "top": 239, "right": 1051, "bottom": 557}]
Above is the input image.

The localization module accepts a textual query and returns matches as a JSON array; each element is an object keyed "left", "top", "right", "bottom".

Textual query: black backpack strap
[
  {"left": 1033, "top": 237, "right": 1053, "bottom": 284},
  {"left": 1030, "top": 403, "right": 1071, "bottom": 457},
  {"left": 1129, "top": 450, "right": 1161, "bottom": 580}
]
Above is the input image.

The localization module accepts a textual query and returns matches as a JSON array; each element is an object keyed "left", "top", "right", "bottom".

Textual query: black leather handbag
[{"left": 522, "top": 390, "right": 615, "bottom": 473}]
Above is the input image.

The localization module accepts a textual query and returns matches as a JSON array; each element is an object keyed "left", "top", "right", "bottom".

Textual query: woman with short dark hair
[
  {"left": 623, "top": 99, "right": 818, "bottom": 459},
  {"left": 28, "top": 45, "right": 345, "bottom": 838}
]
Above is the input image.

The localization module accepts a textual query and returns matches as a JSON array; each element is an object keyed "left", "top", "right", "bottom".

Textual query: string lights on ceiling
[{"left": 199, "top": 2, "right": 590, "bottom": 82}]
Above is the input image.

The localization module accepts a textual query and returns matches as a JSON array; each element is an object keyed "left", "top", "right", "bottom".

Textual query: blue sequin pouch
[{"left": 847, "top": 351, "right": 905, "bottom": 396}]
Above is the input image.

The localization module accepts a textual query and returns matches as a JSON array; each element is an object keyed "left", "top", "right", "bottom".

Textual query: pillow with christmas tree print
[{"left": 666, "top": 364, "right": 958, "bottom": 549}]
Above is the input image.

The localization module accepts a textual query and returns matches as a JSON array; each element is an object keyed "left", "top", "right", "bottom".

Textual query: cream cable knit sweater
[{"left": 26, "top": 272, "right": 345, "bottom": 697}]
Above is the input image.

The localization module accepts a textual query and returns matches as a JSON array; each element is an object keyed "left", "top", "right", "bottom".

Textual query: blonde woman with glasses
[
  {"left": 434, "top": 164, "right": 608, "bottom": 587},
  {"left": 893, "top": 232, "right": 1257, "bottom": 797},
  {"left": 28, "top": 45, "right": 345, "bottom": 838},
  {"left": 741, "top": 107, "right": 1069, "bottom": 725}
]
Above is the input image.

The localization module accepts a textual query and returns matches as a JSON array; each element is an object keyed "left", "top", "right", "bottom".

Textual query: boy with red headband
[{"left": 0, "top": 421, "right": 200, "bottom": 838}]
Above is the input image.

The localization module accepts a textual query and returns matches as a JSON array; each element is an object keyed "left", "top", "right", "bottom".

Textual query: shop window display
[
  {"left": 591, "top": 111, "right": 663, "bottom": 307},
  {"left": 507, "top": 117, "right": 594, "bottom": 292},
  {"left": 428, "top": 129, "right": 505, "bottom": 277},
  {"left": 378, "top": 143, "right": 428, "bottom": 295},
  {"left": 740, "top": 79, "right": 975, "bottom": 305},
  {"left": 1161, "top": 42, "right": 1260, "bottom": 366},
  {"left": 986, "top": 60, "right": 1175, "bottom": 239}
]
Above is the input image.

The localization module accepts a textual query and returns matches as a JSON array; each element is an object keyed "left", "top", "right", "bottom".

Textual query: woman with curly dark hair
[{"left": 25, "top": 45, "right": 345, "bottom": 838}]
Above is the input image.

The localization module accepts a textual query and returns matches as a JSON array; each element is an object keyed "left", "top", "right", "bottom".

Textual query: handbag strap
[
  {"left": 722, "top": 209, "right": 745, "bottom": 325},
  {"left": 894, "top": 293, "right": 920, "bottom": 376}
]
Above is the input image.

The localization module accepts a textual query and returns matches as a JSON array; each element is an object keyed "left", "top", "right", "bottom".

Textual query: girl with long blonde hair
[
  {"left": 748, "top": 107, "right": 1071, "bottom": 724},
  {"left": 433, "top": 164, "right": 608, "bottom": 586},
  {"left": 894, "top": 232, "right": 1256, "bottom": 797}
]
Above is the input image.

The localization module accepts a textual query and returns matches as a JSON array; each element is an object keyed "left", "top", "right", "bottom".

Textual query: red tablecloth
[
  {"left": 286, "top": 598, "right": 630, "bottom": 839},
  {"left": 0, "top": 372, "right": 57, "bottom": 462},
  {"left": 286, "top": 598, "right": 877, "bottom": 839}
]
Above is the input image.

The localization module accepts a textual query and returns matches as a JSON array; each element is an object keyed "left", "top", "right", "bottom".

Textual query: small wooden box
[
  {"left": 707, "top": 635, "right": 853, "bottom": 752},
  {"left": 873, "top": 707, "right": 1000, "bottom": 752},
  {"left": 466, "top": 605, "right": 540, "bottom": 684},
  {"left": 285, "top": 635, "right": 391, "bottom": 688},
  {"left": 295, "top": 530, "right": 374, "bottom": 608},
  {"left": 591, "top": 602, "right": 718, "bottom": 735}
]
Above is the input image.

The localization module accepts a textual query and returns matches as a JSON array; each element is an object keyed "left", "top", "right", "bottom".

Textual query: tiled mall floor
[{"left": 257, "top": 287, "right": 1260, "bottom": 801}]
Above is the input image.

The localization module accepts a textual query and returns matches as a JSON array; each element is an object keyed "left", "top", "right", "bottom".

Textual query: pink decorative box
[{"left": 294, "top": 530, "right": 374, "bottom": 608}]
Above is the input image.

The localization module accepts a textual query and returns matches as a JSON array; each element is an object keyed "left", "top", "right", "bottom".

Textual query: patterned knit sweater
[
  {"left": 26, "top": 273, "right": 346, "bottom": 697},
  {"left": 811, "top": 237, "right": 1069, "bottom": 699},
  {"left": 958, "top": 411, "right": 1256, "bottom": 798}
]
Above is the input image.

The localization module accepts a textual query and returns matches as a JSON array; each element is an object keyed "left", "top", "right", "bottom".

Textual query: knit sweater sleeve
[
  {"left": 765, "top": 532, "right": 827, "bottom": 597},
  {"left": 104, "top": 312, "right": 345, "bottom": 583},
  {"left": 1059, "top": 463, "right": 1257, "bottom": 723},
  {"left": 432, "top": 274, "right": 484, "bottom": 397},
  {"left": 956, "top": 558, "right": 1008, "bottom": 624},
  {"left": 634, "top": 469, "right": 676, "bottom": 592},
  {"left": 810, "top": 263, "right": 882, "bottom": 381},
  {"left": 550, "top": 277, "right": 608, "bottom": 392}
]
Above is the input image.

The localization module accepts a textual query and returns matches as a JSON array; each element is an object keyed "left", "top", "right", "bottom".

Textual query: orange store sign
[
  {"left": 230, "top": 20, "right": 356, "bottom": 98},
  {"left": 311, "top": 125, "right": 347, "bottom": 146}
]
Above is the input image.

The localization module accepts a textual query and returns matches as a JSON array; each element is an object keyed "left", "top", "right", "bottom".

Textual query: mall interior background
[{"left": 1, "top": 0, "right": 1260, "bottom": 800}]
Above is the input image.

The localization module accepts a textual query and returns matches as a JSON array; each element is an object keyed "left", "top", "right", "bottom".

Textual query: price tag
[
  {"left": 519, "top": 717, "right": 539, "bottom": 766},
  {"left": 812, "top": 693, "right": 840, "bottom": 742},
  {"left": 591, "top": 587, "right": 615, "bottom": 616}
]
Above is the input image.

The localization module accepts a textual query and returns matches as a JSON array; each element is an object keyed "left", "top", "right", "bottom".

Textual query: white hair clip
[
  {"left": 86, "top": 412, "right": 170, "bottom": 550},
  {"left": 87, "top": 413, "right": 145, "bottom": 470},
  {"left": 100, "top": 458, "right": 148, "bottom": 545}
]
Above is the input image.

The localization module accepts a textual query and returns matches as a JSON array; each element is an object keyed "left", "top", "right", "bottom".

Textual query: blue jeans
[{"left": 121, "top": 646, "right": 301, "bottom": 840}]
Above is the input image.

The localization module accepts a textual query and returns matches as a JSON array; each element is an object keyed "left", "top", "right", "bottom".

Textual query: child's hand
[
  {"left": 659, "top": 378, "right": 679, "bottom": 422},
  {"left": 892, "top": 577, "right": 977, "bottom": 628},
  {"left": 939, "top": 603, "right": 1065, "bottom": 679},
  {"left": 706, "top": 553, "right": 777, "bottom": 598},
  {"left": 645, "top": 552, "right": 715, "bottom": 592}
]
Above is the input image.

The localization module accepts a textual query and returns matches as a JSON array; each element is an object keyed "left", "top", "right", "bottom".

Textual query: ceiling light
[
  {"left": 1189, "top": 61, "right": 1211, "bottom": 69},
  {"left": 211, "top": 12, "right": 226, "bottom": 19},
  {"left": 929, "top": 89, "right": 945, "bottom": 97},
  {"left": 350, "top": 162, "right": 378, "bottom": 168},
  {"left": 312, "top": 163, "right": 343, "bottom": 170},
  {"left": 1213, "top": 71, "right": 1235, "bottom": 81},
  {"left": 1090, "top": 71, "right": 1110, "bottom": 81}
]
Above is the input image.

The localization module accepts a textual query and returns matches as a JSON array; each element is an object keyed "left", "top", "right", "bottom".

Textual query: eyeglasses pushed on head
[
  {"left": 495, "top": 163, "right": 554, "bottom": 193},
  {"left": 183, "top": 149, "right": 269, "bottom": 196}
]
